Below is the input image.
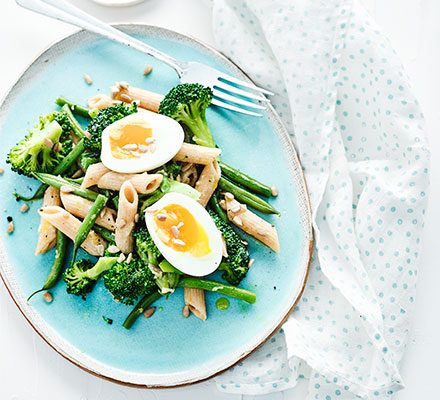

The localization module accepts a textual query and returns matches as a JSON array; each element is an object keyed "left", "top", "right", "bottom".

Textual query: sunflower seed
[
  {"left": 43, "top": 292, "right": 53, "bottom": 303},
  {"left": 143, "top": 66, "right": 153, "bottom": 76},
  {"left": 182, "top": 305, "right": 190, "bottom": 318},
  {"left": 107, "top": 245, "right": 120, "bottom": 254},
  {"left": 122, "top": 143, "right": 138, "bottom": 151},
  {"left": 20, "top": 204, "right": 29, "bottom": 213},
  {"left": 0, "top": 168, "right": 4, "bottom": 175},
  {"left": 145, "top": 137, "right": 155, "bottom": 145},
  {"left": 6, "top": 221, "right": 14, "bottom": 234},
  {"left": 171, "top": 225, "right": 180, "bottom": 238},
  {"left": 119, "top": 93, "right": 132, "bottom": 103},
  {"left": 232, "top": 215, "right": 243, "bottom": 226},
  {"left": 60, "top": 185, "right": 74, "bottom": 193},
  {"left": 117, "top": 253, "right": 126, "bottom": 263},
  {"left": 224, "top": 192, "right": 234, "bottom": 200},
  {"left": 83, "top": 74, "right": 93, "bottom": 85},
  {"left": 143, "top": 307, "right": 156, "bottom": 318},
  {"left": 176, "top": 221, "right": 184, "bottom": 230},
  {"left": 156, "top": 213, "right": 167, "bottom": 221},
  {"left": 126, "top": 253, "right": 133, "bottom": 263},
  {"left": 118, "top": 81, "right": 129, "bottom": 90},
  {"left": 248, "top": 258, "right": 255, "bottom": 268},
  {"left": 230, "top": 203, "right": 241, "bottom": 213},
  {"left": 271, "top": 185, "right": 278, "bottom": 196},
  {"left": 138, "top": 144, "right": 149, "bottom": 153},
  {"left": 172, "top": 238, "right": 186, "bottom": 246}
]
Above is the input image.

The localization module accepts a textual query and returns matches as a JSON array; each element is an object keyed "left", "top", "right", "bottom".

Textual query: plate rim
[{"left": 0, "top": 23, "right": 313, "bottom": 388}]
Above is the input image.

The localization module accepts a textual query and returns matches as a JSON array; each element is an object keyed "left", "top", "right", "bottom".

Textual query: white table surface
[{"left": 0, "top": 1, "right": 439, "bottom": 399}]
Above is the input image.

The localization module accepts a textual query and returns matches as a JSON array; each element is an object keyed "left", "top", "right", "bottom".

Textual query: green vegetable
[
  {"left": 160, "top": 161, "right": 182, "bottom": 179},
  {"left": 209, "top": 209, "right": 250, "bottom": 285},
  {"left": 122, "top": 291, "right": 162, "bottom": 329},
  {"left": 218, "top": 177, "right": 278, "bottom": 214},
  {"left": 215, "top": 297, "right": 230, "bottom": 311},
  {"left": 79, "top": 151, "right": 100, "bottom": 170},
  {"left": 103, "top": 255, "right": 157, "bottom": 305},
  {"left": 55, "top": 97, "right": 95, "bottom": 118},
  {"left": 27, "top": 231, "right": 68, "bottom": 301},
  {"left": 64, "top": 257, "right": 118, "bottom": 298},
  {"left": 60, "top": 104, "right": 86, "bottom": 139},
  {"left": 7, "top": 113, "right": 68, "bottom": 177},
  {"left": 159, "top": 259, "right": 183, "bottom": 275},
  {"left": 208, "top": 192, "right": 228, "bottom": 222},
  {"left": 14, "top": 139, "right": 86, "bottom": 202},
  {"left": 159, "top": 83, "right": 215, "bottom": 148},
  {"left": 218, "top": 161, "right": 273, "bottom": 198},
  {"left": 178, "top": 277, "right": 256, "bottom": 304},
  {"left": 133, "top": 225, "right": 161, "bottom": 266},
  {"left": 85, "top": 103, "right": 137, "bottom": 153},
  {"left": 93, "top": 225, "right": 115, "bottom": 243},
  {"left": 71, "top": 194, "right": 107, "bottom": 263},
  {"left": 140, "top": 176, "right": 200, "bottom": 211},
  {"left": 33, "top": 173, "right": 99, "bottom": 201}
]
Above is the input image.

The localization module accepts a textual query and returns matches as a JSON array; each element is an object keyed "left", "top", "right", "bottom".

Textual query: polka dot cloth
[{"left": 212, "top": 0, "right": 430, "bottom": 398}]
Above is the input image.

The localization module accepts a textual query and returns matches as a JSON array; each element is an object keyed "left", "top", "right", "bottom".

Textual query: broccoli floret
[
  {"left": 79, "top": 151, "right": 100, "bottom": 170},
  {"left": 7, "top": 112, "right": 72, "bottom": 177},
  {"left": 64, "top": 257, "right": 118, "bottom": 298},
  {"left": 103, "top": 255, "right": 156, "bottom": 305},
  {"left": 159, "top": 83, "right": 214, "bottom": 148},
  {"left": 85, "top": 103, "right": 137, "bottom": 153},
  {"left": 134, "top": 225, "right": 161, "bottom": 265},
  {"left": 209, "top": 209, "right": 250, "bottom": 285}
]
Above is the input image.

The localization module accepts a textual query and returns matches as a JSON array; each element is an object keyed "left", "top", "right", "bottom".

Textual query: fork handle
[{"left": 16, "top": 0, "right": 185, "bottom": 76}]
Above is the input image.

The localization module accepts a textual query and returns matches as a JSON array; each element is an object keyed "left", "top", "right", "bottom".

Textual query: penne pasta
[
  {"left": 81, "top": 162, "right": 111, "bottom": 189},
  {"left": 88, "top": 94, "right": 116, "bottom": 110},
  {"left": 195, "top": 161, "right": 221, "bottom": 207},
  {"left": 173, "top": 143, "right": 221, "bottom": 165},
  {"left": 222, "top": 195, "right": 280, "bottom": 252},
  {"left": 97, "top": 171, "right": 163, "bottom": 195},
  {"left": 115, "top": 181, "right": 138, "bottom": 254},
  {"left": 38, "top": 206, "right": 106, "bottom": 256},
  {"left": 60, "top": 192, "right": 117, "bottom": 231},
  {"left": 35, "top": 186, "right": 61, "bottom": 255},
  {"left": 111, "top": 82, "right": 164, "bottom": 113},
  {"left": 184, "top": 287, "right": 207, "bottom": 321}
]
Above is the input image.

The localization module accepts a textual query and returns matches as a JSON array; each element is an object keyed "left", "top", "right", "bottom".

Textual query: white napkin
[{"left": 211, "top": 0, "right": 430, "bottom": 398}]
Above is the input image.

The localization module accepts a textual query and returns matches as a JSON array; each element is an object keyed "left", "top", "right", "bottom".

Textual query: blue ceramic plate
[{"left": 0, "top": 25, "right": 312, "bottom": 387}]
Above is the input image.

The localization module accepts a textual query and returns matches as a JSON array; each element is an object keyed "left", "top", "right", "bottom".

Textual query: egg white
[
  {"left": 101, "top": 110, "right": 184, "bottom": 173},
  {"left": 144, "top": 193, "right": 223, "bottom": 277}
]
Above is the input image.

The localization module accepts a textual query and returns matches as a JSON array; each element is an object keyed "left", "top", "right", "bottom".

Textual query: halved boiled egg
[
  {"left": 101, "top": 110, "right": 184, "bottom": 173},
  {"left": 144, "top": 193, "right": 223, "bottom": 277}
]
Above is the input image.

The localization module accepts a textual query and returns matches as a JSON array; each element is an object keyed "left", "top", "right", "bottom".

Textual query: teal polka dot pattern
[{"left": 212, "top": 0, "right": 429, "bottom": 398}]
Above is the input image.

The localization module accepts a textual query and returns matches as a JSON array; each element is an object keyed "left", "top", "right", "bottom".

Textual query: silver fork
[{"left": 16, "top": 0, "right": 273, "bottom": 117}]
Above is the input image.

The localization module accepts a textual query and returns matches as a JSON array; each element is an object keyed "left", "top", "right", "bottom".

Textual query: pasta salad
[{"left": 6, "top": 80, "right": 280, "bottom": 328}]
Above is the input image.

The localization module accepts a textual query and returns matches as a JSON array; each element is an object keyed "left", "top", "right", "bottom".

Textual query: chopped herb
[{"left": 102, "top": 316, "right": 113, "bottom": 325}]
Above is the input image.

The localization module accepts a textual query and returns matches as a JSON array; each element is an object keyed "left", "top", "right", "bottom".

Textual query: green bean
[
  {"left": 208, "top": 192, "right": 228, "bottom": 222},
  {"left": 218, "top": 177, "right": 278, "bottom": 214},
  {"left": 71, "top": 194, "right": 108, "bottom": 262},
  {"left": 140, "top": 190, "right": 164, "bottom": 212},
  {"left": 61, "top": 104, "right": 86, "bottom": 139},
  {"left": 55, "top": 97, "right": 93, "bottom": 118},
  {"left": 93, "top": 225, "right": 115, "bottom": 243},
  {"left": 65, "top": 176, "right": 84, "bottom": 185},
  {"left": 14, "top": 139, "right": 86, "bottom": 202},
  {"left": 27, "top": 231, "right": 68, "bottom": 301},
  {"left": 34, "top": 173, "right": 99, "bottom": 202},
  {"left": 123, "top": 292, "right": 162, "bottom": 329},
  {"left": 178, "top": 277, "right": 256, "bottom": 304},
  {"left": 218, "top": 161, "right": 273, "bottom": 198}
]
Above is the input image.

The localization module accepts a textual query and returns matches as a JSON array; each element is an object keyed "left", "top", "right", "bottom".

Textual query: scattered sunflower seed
[
  {"left": 117, "top": 253, "right": 126, "bottom": 263},
  {"left": 126, "top": 252, "right": 133, "bottom": 264},
  {"left": 143, "top": 66, "right": 153, "bottom": 76},
  {"left": 138, "top": 144, "right": 149, "bottom": 153},
  {"left": 122, "top": 143, "right": 138, "bottom": 151},
  {"left": 143, "top": 307, "right": 156, "bottom": 319},
  {"left": 19, "top": 204, "right": 29, "bottom": 213},
  {"left": 271, "top": 185, "right": 278, "bottom": 196},
  {"left": 172, "top": 238, "right": 186, "bottom": 246},
  {"left": 119, "top": 93, "right": 132, "bottom": 103},
  {"left": 171, "top": 225, "right": 180, "bottom": 238},
  {"left": 60, "top": 185, "right": 74, "bottom": 193},
  {"left": 6, "top": 221, "right": 14, "bottom": 234},
  {"left": 182, "top": 305, "right": 190, "bottom": 318},
  {"left": 118, "top": 81, "right": 129, "bottom": 90},
  {"left": 232, "top": 215, "right": 243, "bottom": 226},
  {"left": 43, "top": 292, "right": 53, "bottom": 303},
  {"left": 156, "top": 213, "right": 167, "bottom": 221},
  {"left": 83, "top": 74, "right": 93, "bottom": 85},
  {"left": 145, "top": 137, "right": 155, "bottom": 145},
  {"left": 248, "top": 259, "right": 255, "bottom": 268},
  {"left": 224, "top": 192, "right": 234, "bottom": 200},
  {"left": 107, "top": 245, "right": 120, "bottom": 254}
]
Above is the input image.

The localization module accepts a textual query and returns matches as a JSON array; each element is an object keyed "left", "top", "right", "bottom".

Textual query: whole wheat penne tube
[
  {"left": 115, "top": 181, "right": 138, "bottom": 254},
  {"left": 184, "top": 288, "right": 207, "bottom": 321},
  {"left": 222, "top": 196, "right": 280, "bottom": 252},
  {"left": 97, "top": 171, "right": 163, "bottom": 195},
  {"left": 195, "top": 161, "right": 221, "bottom": 207},
  {"left": 111, "top": 82, "right": 164, "bottom": 113},
  {"left": 173, "top": 143, "right": 221, "bottom": 165},
  {"left": 35, "top": 186, "right": 62, "bottom": 255},
  {"left": 38, "top": 206, "right": 106, "bottom": 256},
  {"left": 81, "top": 162, "right": 111, "bottom": 189},
  {"left": 88, "top": 94, "right": 115, "bottom": 110},
  {"left": 60, "top": 192, "right": 117, "bottom": 231}
]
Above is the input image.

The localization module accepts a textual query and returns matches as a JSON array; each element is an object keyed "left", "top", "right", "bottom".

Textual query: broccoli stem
[
  {"left": 178, "top": 277, "right": 256, "bottom": 304},
  {"left": 82, "top": 257, "right": 118, "bottom": 281},
  {"left": 159, "top": 260, "right": 183, "bottom": 275},
  {"left": 93, "top": 225, "right": 115, "bottom": 243},
  {"left": 123, "top": 291, "right": 162, "bottom": 329},
  {"left": 55, "top": 97, "right": 93, "bottom": 118},
  {"left": 185, "top": 113, "right": 215, "bottom": 148}
]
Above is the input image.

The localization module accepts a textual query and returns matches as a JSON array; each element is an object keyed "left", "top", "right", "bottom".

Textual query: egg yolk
[
  {"left": 154, "top": 204, "right": 211, "bottom": 257},
  {"left": 109, "top": 122, "right": 153, "bottom": 159}
]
